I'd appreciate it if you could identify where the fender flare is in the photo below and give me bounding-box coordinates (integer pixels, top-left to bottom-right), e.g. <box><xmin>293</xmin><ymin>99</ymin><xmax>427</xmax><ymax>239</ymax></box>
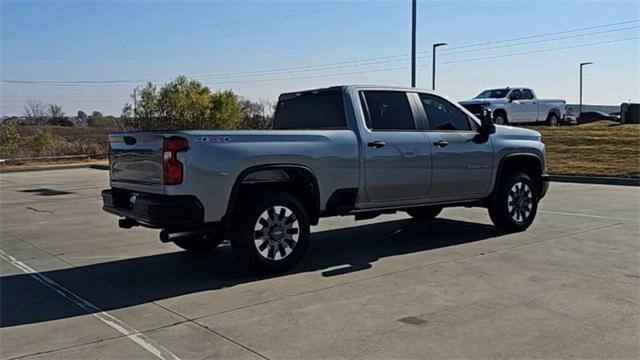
<box><xmin>546</xmin><ymin>108</ymin><xmax>561</xmax><ymax>120</ymax></box>
<box><xmin>491</xmin><ymin>153</ymin><xmax>544</xmax><ymax>199</ymax></box>
<box><xmin>492</xmin><ymin>108</ymin><xmax>508</xmax><ymax>120</ymax></box>
<box><xmin>222</xmin><ymin>164</ymin><xmax>321</xmax><ymax>230</ymax></box>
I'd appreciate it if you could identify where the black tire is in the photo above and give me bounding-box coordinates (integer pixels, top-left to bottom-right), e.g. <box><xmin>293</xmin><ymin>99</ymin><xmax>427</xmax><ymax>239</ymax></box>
<box><xmin>488</xmin><ymin>172</ymin><xmax>538</xmax><ymax>233</ymax></box>
<box><xmin>406</xmin><ymin>206</ymin><xmax>442</xmax><ymax>221</ymax></box>
<box><xmin>230</xmin><ymin>192</ymin><xmax>310</xmax><ymax>274</ymax></box>
<box><xmin>173</xmin><ymin>233</ymin><xmax>225</xmax><ymax>253</ymax></box>
<box><xmin>547</xmin><ymin>113</ymin><xmax>559</xmax><ymax>126</ymax></box>
<box><xmin>494</xmin><ymin>113</ymin><xmax>508</xmax><ymax>125</ymax></box>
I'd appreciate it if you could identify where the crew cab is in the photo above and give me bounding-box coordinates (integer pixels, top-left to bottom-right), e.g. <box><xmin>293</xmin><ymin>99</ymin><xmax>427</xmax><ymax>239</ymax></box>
<box><xmin>459</xmin><ymin>87</ymin><xmax>566</xmax><ymax>126</ymax></box>
<box><xmin>102</xmin><ymin>85</ymin><xmax>549</xmax><ymax>274</ymax></box>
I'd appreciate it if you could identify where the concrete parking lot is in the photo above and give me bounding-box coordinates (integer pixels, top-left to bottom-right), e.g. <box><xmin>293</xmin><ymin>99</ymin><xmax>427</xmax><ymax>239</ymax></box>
<box><xmin>1</xmin><ymin>168</ymin><xmax>638</xmax><ymax>359</ymax></box>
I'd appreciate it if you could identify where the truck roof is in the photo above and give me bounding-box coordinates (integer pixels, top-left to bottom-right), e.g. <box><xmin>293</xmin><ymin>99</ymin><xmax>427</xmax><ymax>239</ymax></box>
<box><xmin>278</xmin><ymin>85</ymin><xmax>439</xmax><ymax>100</ymax></box>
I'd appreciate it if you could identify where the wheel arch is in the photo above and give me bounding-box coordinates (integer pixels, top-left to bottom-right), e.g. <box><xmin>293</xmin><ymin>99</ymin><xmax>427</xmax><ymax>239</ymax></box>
<box><xmin>546</xmin><ymin>108</ymin><xmax>561</xmax><ymax>120</ymax></box>
<box><xmin>223</xmin><ymin>164</ymin><xmax>321</xmax><ymax>231</ymax></box>
<box><xmin>493</xmin><ymin>108</ymin><xmax>508</xmax><ymax>123</ymax></box>
<box><xmin>493</xmin><ymin>153</ymin><xmax>544</xmax><ymax>199</ymax></box>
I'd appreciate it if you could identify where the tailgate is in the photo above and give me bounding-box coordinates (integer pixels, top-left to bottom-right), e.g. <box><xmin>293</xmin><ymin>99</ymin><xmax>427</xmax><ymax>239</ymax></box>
<box><xmin>109</xmin><ymin>132</ymin><xmax>164</xmax><ymax>190</ymax></box>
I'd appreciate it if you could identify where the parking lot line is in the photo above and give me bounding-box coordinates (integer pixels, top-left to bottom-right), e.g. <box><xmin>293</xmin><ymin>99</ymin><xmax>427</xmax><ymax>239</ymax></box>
<box><xmin>539</xmin><ymin>210</ymin><xmax>639</xmax><ymax>222</ymax></box>
<box><xmin>0</xmin><ymin>249</ymin><xmax>181</xmax><ymax>360</ymax></box>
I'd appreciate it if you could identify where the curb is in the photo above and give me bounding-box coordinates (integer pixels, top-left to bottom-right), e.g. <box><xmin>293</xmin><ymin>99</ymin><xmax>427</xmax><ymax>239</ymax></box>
<box><xmin>0</xmin><ymin>163</ymin><xmax>108</xmax><ymax>174</ymax></box>
<box><xmin>548</xmin><ymin>175</ymin><xmax>640</xmax><ymax>187</ymax></box>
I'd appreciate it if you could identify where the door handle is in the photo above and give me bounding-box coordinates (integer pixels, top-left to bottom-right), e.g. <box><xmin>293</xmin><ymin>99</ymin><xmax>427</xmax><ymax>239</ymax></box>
<box><xmin>433</xmin><ymin>139</ymin><xmax>449</xmax><ymax>148</ymax></box>
<box><xmin>368</xmin><ymin>140</ymin><xmax>387</xmax><ymax>148</ymax></box>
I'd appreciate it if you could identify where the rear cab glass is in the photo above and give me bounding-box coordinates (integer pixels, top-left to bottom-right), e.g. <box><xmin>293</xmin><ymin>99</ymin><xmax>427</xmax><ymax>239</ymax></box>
<box><xmin>273</xmin><ymin>90</ymin><xmax>346</xmax><ymax>129</ymax></box>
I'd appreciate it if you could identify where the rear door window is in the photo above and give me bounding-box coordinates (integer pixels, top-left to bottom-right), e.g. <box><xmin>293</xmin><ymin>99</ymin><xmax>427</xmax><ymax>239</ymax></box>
<box><xmin>510</xmin><ymin>89</ymin><xmax>523</xmax><ymax>100</ymax></box>
<box><xmin>360</xmin><ymin>91</ymin><xmax>416</xmax><ymax>131</ymax></box>
<box><xmin>273</xmin><ymin>91</ymin><xmax>346</xmax><ymax>129</ymax></box>
<box><xmin>522</xmin><ymin>89</ymin><xmax>534</xmax><ymax>99</ymax></box>
<box><xmin>419</xmin><ymin>94</ymin><xmax>471</xmax><ymax>131</ymax></box>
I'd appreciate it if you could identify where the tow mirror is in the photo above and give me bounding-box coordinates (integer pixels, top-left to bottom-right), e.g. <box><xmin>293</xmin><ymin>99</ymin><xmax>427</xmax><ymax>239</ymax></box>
<box><xmin>480</xmin><ymin>109</ymin><xmax>496</xmax><ymax>135</ymax></box>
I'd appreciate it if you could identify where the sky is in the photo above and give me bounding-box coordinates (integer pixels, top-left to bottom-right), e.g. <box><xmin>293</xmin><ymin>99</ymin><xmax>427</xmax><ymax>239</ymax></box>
<box><xmin>1</xmin><ymin>0</ymin><xmax>639</xmax><ymax>117</ymax></box>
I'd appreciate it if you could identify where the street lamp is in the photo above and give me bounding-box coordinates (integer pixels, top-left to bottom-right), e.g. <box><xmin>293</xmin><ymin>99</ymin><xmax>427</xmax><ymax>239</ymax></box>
<box><xmin>579</xmin><ymin>62</ymin><xmax>593</xmax><ymax>119</ymax></box>
<box><xmin>133</xmin><ymin>85</ymin><xmax>141</xmax><ymax>121</ymax></box>
<box><xmin>411</xmin><ymin>0</ymin><xmax>417</xmax><ymax>87</ymax></box>
<box><xmin>432</xmin><ymin>42</ymin><xmax>447</xmax><ymax>90</ymax></box>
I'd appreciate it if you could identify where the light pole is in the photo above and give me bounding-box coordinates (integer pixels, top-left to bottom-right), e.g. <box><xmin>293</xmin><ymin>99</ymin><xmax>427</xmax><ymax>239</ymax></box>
<box><xmin>132</xmin><ymin>85</ymin><xmax>143</xmax><ymax>121</ymax></box>
<box><xmin>432</xmin><ymin>42</ymin><xmax>447</xmax><ymax>90</ymax></box>
<box><xmin>133</xmin><ymin>86</ymin><xmax>138</xmax><ymax>120</ymax></box>
<box><xmin>579</xmin><ymin>62</ymin><xmax>593</xmax><ymax>118</ymax></box>
<box><xmin>411</xmin><ymin>0</ymin><xmax>416</xmax><ymax>87</ymax></box>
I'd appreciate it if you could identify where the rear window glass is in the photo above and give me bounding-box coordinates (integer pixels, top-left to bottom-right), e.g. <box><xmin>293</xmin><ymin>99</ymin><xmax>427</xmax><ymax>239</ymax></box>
<box><xmin>273</xmin><ymin>92</ymin><xmax>346</xmax><ymax>129</ymax></box>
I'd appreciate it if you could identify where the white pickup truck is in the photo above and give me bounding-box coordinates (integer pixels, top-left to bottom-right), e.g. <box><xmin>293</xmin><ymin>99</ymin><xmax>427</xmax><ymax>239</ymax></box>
<box><xmin>459</xmin><ymin>87</ymin><xmax>566</xmax><ymax>126</ymax></box>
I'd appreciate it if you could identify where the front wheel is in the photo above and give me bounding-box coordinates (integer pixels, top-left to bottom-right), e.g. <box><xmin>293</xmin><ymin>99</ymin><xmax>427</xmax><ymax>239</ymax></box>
<box><xmin>488</xmin><ymin>172</ymin><xmax>539</xmax><ymax>233</ymax></box>
<box><xmin>231</xmin><ymin>192</ymin><xmax>310</xmax><ymax>274</ymax></box>
<box><xmin>494</xmin><ymin>114</ymin><xmax>508</xmax><ymax>125</ymax></box>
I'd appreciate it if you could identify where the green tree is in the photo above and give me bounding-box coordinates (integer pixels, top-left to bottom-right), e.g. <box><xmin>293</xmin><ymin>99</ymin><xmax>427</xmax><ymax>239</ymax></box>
<box><xmin>122</xmin><ymin>76</ymin><xmax>243</xmax><ymax>130</ymax></box>
<box><xmin>87</xmin><ymin>110</ymin><xmax>114</xmax><ymax>128</ymax></box>
<box><xmin>157</xmin><ymin>75</ymin><xmax>211</xmax><ymax>129</ymax></box>
<box><xmin>209</xmin><ymin>90</ymin><xmax>243</xmax><ymax>129</ymax></box>
<box><xmin>0</xmin><ymin>124</ymin><xmax>21</xmax><ymax>157</ymax></box>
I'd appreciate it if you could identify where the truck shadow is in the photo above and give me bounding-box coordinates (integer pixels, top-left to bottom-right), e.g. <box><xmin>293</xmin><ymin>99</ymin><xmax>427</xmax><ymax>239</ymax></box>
<box><xmin>1</xmin><ymin>217</ymin><xmax>500</xmax><ymax>328</ymax></box>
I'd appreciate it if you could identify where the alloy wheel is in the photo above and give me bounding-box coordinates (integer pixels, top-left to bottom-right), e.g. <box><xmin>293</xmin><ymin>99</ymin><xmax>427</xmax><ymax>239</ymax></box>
<box><xmin>507</xmin><ymin>182</ymin><xmax>533</xmax><ymax>223</ymax></box>
<box><xmin>253</xmin><ymin>206</ymin><xmax>299</xmax><ymax>261</ymax></box>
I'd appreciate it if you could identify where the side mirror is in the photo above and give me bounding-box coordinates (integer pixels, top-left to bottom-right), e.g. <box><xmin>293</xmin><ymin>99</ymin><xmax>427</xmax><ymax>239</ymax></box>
<box><xmin>479</xmin><ymin>109</ymin><xmax>496</xmax><ymax>135</ymax></box>
<box><xmin>508</xmin><ymin>95</ymin><xmax>517</xmax><ymax>102</ymax></box>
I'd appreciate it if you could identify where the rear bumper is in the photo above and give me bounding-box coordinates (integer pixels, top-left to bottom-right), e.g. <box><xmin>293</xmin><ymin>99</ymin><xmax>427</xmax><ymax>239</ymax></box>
<box><xmin>102</xmin><ymin>188</ymin><xmax>203</xmax><ymax>229</ymax></box>
<box><xmin>540</xmin><ymin>174</ymin><xmax>550</xmax><ymax>199</ymax></box>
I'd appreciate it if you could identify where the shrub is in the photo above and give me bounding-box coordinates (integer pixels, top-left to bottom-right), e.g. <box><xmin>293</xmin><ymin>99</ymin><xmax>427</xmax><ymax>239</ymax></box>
<box><xmin>27</xmin><ymin>129</ymin><xmax>55</xmax><ymax>157</ymax></box>
<box><xmin>0</xmin><ymin>124</ymin><xmax>21</xmax><ymax>157</ymax></box>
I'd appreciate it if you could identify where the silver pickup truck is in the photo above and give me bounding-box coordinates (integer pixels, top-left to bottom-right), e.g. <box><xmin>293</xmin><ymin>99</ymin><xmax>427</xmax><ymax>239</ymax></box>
<box><xmin>102</xmin><ymin>85</ymin><xmax>549</xmax><ymax>274</ymax></box>
<box><xmin>459</xmin><ymin>87</ymin><xmax>566</xmax><ymax>126</ymax></box>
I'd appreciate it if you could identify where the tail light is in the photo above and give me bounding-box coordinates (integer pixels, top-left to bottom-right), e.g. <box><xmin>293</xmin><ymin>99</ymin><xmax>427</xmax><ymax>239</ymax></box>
<box><xmin>163</xmin><ymin>137</ymin><xmax>188</xmax><ymax>185</ymax></box>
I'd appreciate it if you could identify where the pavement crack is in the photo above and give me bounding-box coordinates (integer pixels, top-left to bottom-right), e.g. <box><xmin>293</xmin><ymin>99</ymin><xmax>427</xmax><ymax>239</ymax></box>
<box><xmin>6</xmin><ymin>334</ymin><xmax>124</xmax><ymax>360</ymax></box>
<box><xmin>26</xmin><ymin>206</ymin><xmax>54</xmax><ymax>213</ymax></box>
<box><xmin>194</xmin><ymin>322</ymin><xmax>271</xmax><ymax>360</ymax></box>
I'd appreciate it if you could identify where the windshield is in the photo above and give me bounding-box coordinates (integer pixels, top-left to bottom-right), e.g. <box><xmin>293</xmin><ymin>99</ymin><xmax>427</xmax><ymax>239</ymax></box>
<box><xmin>474</xmin><ymin>89</ymin><xmax>509</xmax><ymax>99</ymax></box>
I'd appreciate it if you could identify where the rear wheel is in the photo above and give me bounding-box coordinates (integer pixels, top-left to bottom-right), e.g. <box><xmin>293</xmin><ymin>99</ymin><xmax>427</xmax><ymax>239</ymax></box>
<box><xmin>547</xmin><ymin>114</ymin><xmax>559</xmax><ymax>126</ymax></box>
<box><xmin>488</xmin><ymin>172</ymin><xmax>538</xmax><ymax>233</ymax></box>
<box><xmin>173</xmin><ymin>233</ymin><xmax>224</xmax><ymax>253</ymax></box>
<box><xmin>406</xmin><ymin>206</ymin><xmax>442</xmax><ymax>221</ymax></box>
<box><xmin>231</xmin><ymin>192</ymin><xmax>310</xmax><ymax>274</ymax></box>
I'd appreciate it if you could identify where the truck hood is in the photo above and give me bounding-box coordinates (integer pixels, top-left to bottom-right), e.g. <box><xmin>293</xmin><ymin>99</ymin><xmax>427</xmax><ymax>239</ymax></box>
<box><xmin>459</xmin><ymin>98</ymin><xmax>504</xmax><ymax>105</ymax></box>
<box><xmin>494</xmin><ymin>124</ymin><xmax>541</xmax><ymax>140</ymax></box>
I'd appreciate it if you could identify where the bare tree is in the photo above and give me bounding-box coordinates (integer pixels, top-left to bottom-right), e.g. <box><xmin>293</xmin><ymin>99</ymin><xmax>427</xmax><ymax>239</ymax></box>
<box><xmin>47</xmin><ymin>103</ymin><xmax>64</xmax><ymax>119</ymax></box>
<box><xmin>238</xmin><ymin>99</ymin><xmax>274</xmax><ymax>129</ymax></box>
<box><xmin>24</xmin><ymin>99</ymin><xmax>46</xmax><ymax>124</ymax></box>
